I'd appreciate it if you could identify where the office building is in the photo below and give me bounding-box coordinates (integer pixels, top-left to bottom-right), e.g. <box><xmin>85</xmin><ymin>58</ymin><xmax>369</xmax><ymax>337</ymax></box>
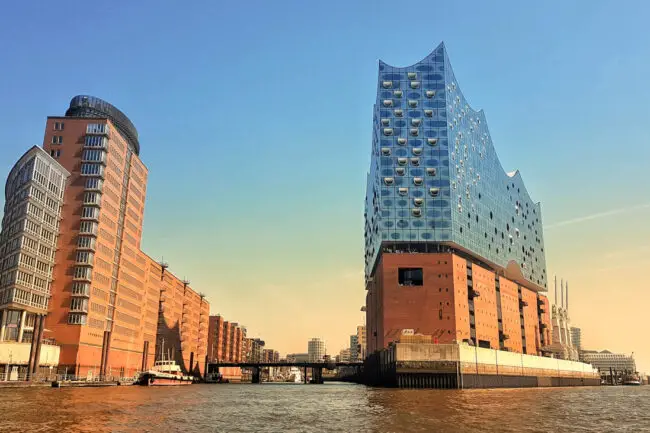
<box><xmin>39</xmin><ymin>95</ymin><xmax>208</xmax><ymax>378</ymax></box>
<box><xmin>364</xmin><ymin>43</ymin><xmax>552</xmax><ymax>356</ymax></box>
<box><xmin>286</xmin><ymin>353</ymin><xmax>309</xmax><ymax>363</ymax></box>
<box><xmin>338</xmin><ymin>348</ymin><xmax>351</xmax><ymax>363</ymax></box>
<box><xmin>307</xmin><ymin>338</ymin><xmax>325</xmax><ymax>362</ymax></box>
<box><xmin>349</xmin><ymin>335</ymin><xmax>359</xmax><ymax>361</ymax></box>
<box><xmin>0</xmin><ymin>146</ymin><xmax>69</xmax><ymax>379</ymax></box>
<box><xmin>581</xmin><ymin>350</ymin><xmax>636</xmax><ymax>373</ymax></box>
<box><xmin>570</xmin><ymin>327</ymin><xmax>582</xmax><ymax>354</ymax></box>
<box><xmin>356</xmin><ymin>325</ymin><xmax>366</xmax><ymax>360</ymax></box>
<box><xmin>208</xmin><ymin>315</ymin><xmax>244</xmax><ymax>363</ymax></box>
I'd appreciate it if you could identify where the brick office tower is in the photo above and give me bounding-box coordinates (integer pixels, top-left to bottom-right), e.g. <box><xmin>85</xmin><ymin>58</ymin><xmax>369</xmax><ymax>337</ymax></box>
<box><xmin>41</xmin><ymin>96</ymin><xmax>156</xmax><ymax>378</ymax></box>
<box><xmin>364</xmin><ymin>43</ymin><xmax>552</xmax><ymax>356</ymax></box>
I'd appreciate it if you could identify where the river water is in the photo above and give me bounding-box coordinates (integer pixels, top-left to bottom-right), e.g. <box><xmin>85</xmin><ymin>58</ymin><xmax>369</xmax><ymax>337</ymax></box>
<box><xmin>0</xmin><ymin>383</ymin><xmax>648</xmax><ymax>432</ymax></box>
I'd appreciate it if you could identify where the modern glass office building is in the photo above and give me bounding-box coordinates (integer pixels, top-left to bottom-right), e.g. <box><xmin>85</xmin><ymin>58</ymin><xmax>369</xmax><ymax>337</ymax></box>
<box><xmin>365</xmin><ymin>42</ymin><xmax>547</xmax><ymax>292</ymax></box>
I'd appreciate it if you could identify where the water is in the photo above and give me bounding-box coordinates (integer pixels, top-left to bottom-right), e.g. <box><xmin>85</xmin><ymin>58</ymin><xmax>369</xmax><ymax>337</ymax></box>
<box><xmin>0</xmin><ymin>383</ymin><xmax>648</xmax><ymax>432</ymax></box>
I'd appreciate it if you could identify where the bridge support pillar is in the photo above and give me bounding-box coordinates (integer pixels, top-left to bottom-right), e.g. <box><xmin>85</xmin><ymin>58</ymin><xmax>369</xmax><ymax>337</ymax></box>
<box><xmin>252</xmin><ymin>366</ymin><xmax>260</xmax><ymax>384</ymax></box>
<box><xmin>311</xmin><ymin>367</ymin><xmax>323</xmax><ymax>384</ymax></box>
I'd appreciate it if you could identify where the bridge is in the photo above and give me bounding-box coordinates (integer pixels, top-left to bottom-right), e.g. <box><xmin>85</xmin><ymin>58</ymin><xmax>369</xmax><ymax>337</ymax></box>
<box><xmin>207</xmin><ymin>362</ymin><xmax>363</xmax><ymax>384</ymax></box>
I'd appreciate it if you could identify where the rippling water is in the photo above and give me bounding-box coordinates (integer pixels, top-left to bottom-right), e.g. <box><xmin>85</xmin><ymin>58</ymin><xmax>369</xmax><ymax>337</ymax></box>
<box><xmin>0</xmin><ymin>383</ymin><xmax>648</xmax><ymax>432</ymax></box>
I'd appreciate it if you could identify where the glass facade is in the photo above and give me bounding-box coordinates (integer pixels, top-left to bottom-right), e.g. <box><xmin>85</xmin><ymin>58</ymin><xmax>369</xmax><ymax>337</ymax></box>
<box><xmin>365</xmin><ymin>43</ymin><xmax>547</xmax><ymax>291</ymax></box>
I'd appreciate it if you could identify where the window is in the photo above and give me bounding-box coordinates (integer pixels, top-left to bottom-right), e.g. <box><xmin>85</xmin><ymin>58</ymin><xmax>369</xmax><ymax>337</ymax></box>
<box><xmin>75</xmin><ymin>251</ymin><xmax>94</xmax><ymax>264</ymax></box>
<box><xmin>393</xmin><ymin>90</ymin><xmax>402</xmax><ymax>98</ymax></box>
<box><xmin>381</xmin><ymin>118</ymin><xmax>390</xmax><ymax>126</ymax></box>
<box><xmin>382</xmin><ymin>100</ymin><xmax>393</xmax><ymax>107</ymax></box>
<box><xmin>50</xmin><ymin>149</ymin><xmax>61</xmax><ymax>158</ymax></box>
<box><xmin>410</xmin><ymin>158</ymin><xmax>420</xmax><ymax>166</ymax></box>
<box><xmin>382</xmin><ymin>81</ymin><xmax>392</xmax><ymax>89</ymax></box>
<box><xmin>408</xmin><ymin>100</ymin><xmax>418</xmax><ymax>108</ymax></box>
<box><xmin>411</xmin><ymin>119</ymin><xmax>421</xmax><ymax>127</ymax></box>
<box><xmin>80</xmin><ymin>163</ymin><xmax>104</xmax><ymax>176</ymax></box>
<box><xmin>394</xmin><ymin>109</ymin><xmax>403</xmax><ymax>117</ymax></box>
<box><xmin>81</xmin><ymin>206</ymin><xmax>99</xmax><ymax>219</ymax></box>
<box><xmin>412</xmin><ymin>148</ymin><xmax>422</xmax><ymax>156</ymax></box>
<box><xmin>398</xmin><ymin>188</ymin><xmax>408</xmax><ymax>196</ymax></box>
<box><xmin>413</xmin><ymin>198</ymin><xmax>423</xmax><ymax>207</ymax></box>
<box><xmin>426</xmin><ymin>168</ymin><xmax>437</xmax><ymax>176</ymax></box>
<box><xmin>383</xmin><ymin>128</ymin><xmax>393</xmax><ymax>136</ymax></box>
<box><xmin>77</xmin><ymin>236</ymin><xmax>96</xmax><ymax>249</ymax></box>
<box><xmin>82</xmin><ymin>149</ymin><xmax>105</xmax><ymax>162</ymax></box>
<box><xmin>399</xmin><ymin>268</ymin><xmax>423</xmax><ymax>286</ymax></box>
<box><xmin>424</xmin><ymin>110</ymin><xmax>433</xmax><ymax>117</ymax></box>
<box><xmin>397</xmin><ymin>158</ymin><xmax>407</xmax><ymax>166</ymax></box>
<box><xmin>84</xmin><ymin>135</ymin><xmax>106</xmax><ymax>148</ymax></box>
<box><xmin>381</xmin><ymin>148</ymin><xmax>391</xmax><ymax>156</ymax></box>
<box><xmin>395</xmin><ymin>167</ymin><xmax>405</xmax><ymax>176</ymax></box>
<box><xmin>429</xmin><ymin>188</ymin><xmax>440</xmax><ymax>197</ymax></box>
<box><xmin>85</xmin><ymin>178</ymin><xmax>103</xmax><ymax>190</ymax></box>
<box><xmin>427</xmin><ymin>138</ymin><xmax>438</xmax><ymax>146</ymax></box>
<box><xmin>83</xmin><ymin>192</ymin><xmax>101</xmax><ymax>205</ymax></box>
<box><xmin>73</xmin><ymin>266</ymin><xmax>92</xmax><ymax>280</ymax></box>
<box><xmin>68</xmin><ymin>313</ymin><xmax>87</xmax><ymax>325</ymax></box>
<box><xmin>410</xmin><ymin>81</ymin><xmax>420</xmax><ymax>89</ymax></box>
<box><xmin>79</xmin><ymin>221</ymin><xmax>98</xmax><ymax>235</ymax></box>
<box><xmin>51</xmin><ymin>136</ymin><xmax>63</xmax><ymax>145</ymax></box>
<box><xmin>426</xmin><ymin>90</ymin><xmax>435</xmax><ymax>98</ymax></box>
<box><xmin>397</xmin><ymin>138</ymin><xmax>406</xmax><ymax>145</ymax></box>
<box><xmin>407</xmin><ymin>72</ymin><xmax>417</xmax><ymax>80</ymax></box>
<box><xmin>86</xmin><ymin>123</ymin><xmax>109</xmax><ymax>134</ymax></box>
<box><xmin>413</xmin><ymin>177</ymin><xmax>423</xmax><ymax>186</ymax></box>
<box><xmin>383</xmin><ymin>177</ymin><xmax>394</xmax><ymax>186</ymax></box>
<box><xmin>54</xmin><ymin>122</ymin><xmax>65</xmax><ymax>131</ymax></box>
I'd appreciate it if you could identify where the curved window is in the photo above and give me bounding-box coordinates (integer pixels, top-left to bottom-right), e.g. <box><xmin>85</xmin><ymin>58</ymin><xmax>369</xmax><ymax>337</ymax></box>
<box><xmin>394</xmin><ymin>109</ymin><xmax>403</xmax><ymax>117</ymax></box>
<box><xmin>408</xmin><ymin>100</ymin><xmax>418</xmax><ymax>108</ymax></box>
<box><xmin>381</xmin><ymin>118</ymin><xmax>390</xmax><ymax>126</ymax></box>
<box><xmin>384</xmin><ymin>177</ymin><xmax>394</xmax><ymax>186</ymax></box>
<box><xmin>397</xmin><ymin>138</ymin><xmax>407</xmax><ymax>145</ymax></box>
<box><xmin>395</xmin><ymin>167</ymin><xmax>405</xmax><ymax>176</ymax></box>
<box><xmin>393</xmin><ymin>90</ymin><xmax>403</xmax><ymax>98</ymax></box>
<box><xmin>383</xmin><ymin>128</ymin><xmax>393</xmax><ymax>136</ymax></box>
<box><xmin>383</xmin><ymin>100</ymin><xmax>393</xmax><ymax>107</ymax></box>
<box><xmin>381</xmin><ymin>148</ymin><xmax>391</xmax><ymax>156</ymax></box>
<box><xmin>410</xmin><ymin>81</ymin><xmax>420</xmax><ymax>89</ymax></box>
<box><xmin>413</xmin><ymin>198</ymin><xmax>424</xmax><ymax>207</ymax></box>
<box><xmin>410</xmin><ymin>128</ymin><xmax>419</xmax><ymax>137</ymax></box>
<box><xmin>412</xmin><ymin>208</ymin><xmax>422</xmax><ymax>217</ymax></box>
<box><xmin>412</xmin><ymin>148</ymin><xmax>422</xmax><ymax>156</ymax></box>
<box><xmin>410</xmin><ymin>158</ymin><xmax>420</xmax><ymax>166</ymax></box>
<box><xmin>424</xmin><ymin>109</ymin><xmax>433</xmax><ymax>117</ymax></box>
<box><xmin>398</xmin><ymin>188</ymin><xmax>408</xmax><ymax>196</ymax></box>
<box><xmin>382</xmin><ymin>81</ymin><xmax>392</xmax><ymax>89</ymax></box>
<box><xmin>397</xmin><ymin>158</ymin><xmax>407</xmax><ymax>166</ymax></box>
<box><xmin>426</xmin><ymin>167</ymin><xmax>437</xmax><ymax>176</ymax></box>
<box><xmin>427</xmin><ymin>138</ymin><xmax>438</xmax><ymax>146</ymax></box>
<box><xmin>429</xmin><ymin>188</ymin><xmax>440</xmax><ymax>197</ymax></box>
<box><xmin>407</xmin><ymin>72</ymin><xmax>417</xmax><ymax>80</ymax></box>
<box><xmin>411</xmin><ymin>118</ymin><xmax>421</xmax><ymax>127</ymax></box>
<box><xmin>426</xmin><ymin>90</ymin><xmax>435</xmax><ymax>98</ymax></box>
<box><xmin>413</xmin><ymin>177</ymin><xmax>423</xmax><ymax>186</ymax></box>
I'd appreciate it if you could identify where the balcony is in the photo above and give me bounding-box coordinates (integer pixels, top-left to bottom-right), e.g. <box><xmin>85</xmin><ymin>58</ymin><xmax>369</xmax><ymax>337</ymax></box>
<box><xmin>468</xmin><ymin>289</ymin><xmax>480</xmax><ymax>299</ymax></box>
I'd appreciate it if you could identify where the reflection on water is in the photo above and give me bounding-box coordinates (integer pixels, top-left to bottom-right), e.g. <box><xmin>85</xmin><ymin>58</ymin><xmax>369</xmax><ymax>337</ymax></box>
<box><xmin>0</xmin><ymin>383</ymin><xmax>649</xmax><ymax>432</ymax></box>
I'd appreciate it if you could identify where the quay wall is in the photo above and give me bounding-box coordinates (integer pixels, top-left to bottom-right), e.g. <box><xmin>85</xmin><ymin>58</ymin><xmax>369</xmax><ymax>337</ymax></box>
<box><xmin>365</xmin><ymin>343</ymin><xmax>600</xmax><ymax>389</ymax></box>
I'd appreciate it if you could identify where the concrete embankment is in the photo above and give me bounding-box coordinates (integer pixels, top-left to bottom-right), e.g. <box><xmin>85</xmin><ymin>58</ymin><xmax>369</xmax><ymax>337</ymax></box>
<box><xmin>362</xmin><ymin>343</ymin><xmax>601</xmax><ymax>389</ymax></box>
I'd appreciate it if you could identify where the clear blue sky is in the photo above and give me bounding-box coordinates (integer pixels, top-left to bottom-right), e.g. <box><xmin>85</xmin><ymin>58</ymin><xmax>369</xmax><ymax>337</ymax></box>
<box><xmin>1</xmin><ymin>1</ymin><xmax>649</xmax><ymax>368</ymax></box>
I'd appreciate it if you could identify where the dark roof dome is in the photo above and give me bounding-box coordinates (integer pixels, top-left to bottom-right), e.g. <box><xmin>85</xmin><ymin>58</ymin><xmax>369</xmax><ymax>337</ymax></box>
<box><xmin>65</xmin><ymin>95</ymin><xmax>140</xmax><ymax>155</ymax></box>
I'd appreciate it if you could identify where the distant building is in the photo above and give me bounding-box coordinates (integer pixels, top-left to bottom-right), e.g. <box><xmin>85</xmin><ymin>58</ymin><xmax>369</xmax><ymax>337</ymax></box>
<box><xmin>570</xmin><ymin>327</ymin><xmax>582</xmax><ymax>354</ymax></box>
<box><xmin>357</xmin><ymin>326</ymin><xmax>366</xmax><ymax>360</ymax></box>
<box><xmin>582</xmin><ymin>350</ymin><xmax>636</xmax><ymax>373</ymax></box>
<box><xmin>350</xmin><ymin>335</ymin><xmax>359</xmax><ymax>360</ymax></box>
<box><xmin>208</xmin><ymin>316</ymin><xmax>244</xmax><ymax>362</ymax></box>
<box><xmin>286</xmin><ymin>353</ymin><xmax>309</xmax><ymax>363</ymax></box>
<box><xmin>307</xmin><ymin>338</ymin><xmax>325</xmax><ymax>362</ymax></box>
<box><xmin>247</xmin><ymin>338</ymin><xmax>265</xmax><ymax>363</ymax></box>
<box><xmin>339</xmin><ymin>348</ymin><xmax>351</xmax><ymax>363</ymax></box>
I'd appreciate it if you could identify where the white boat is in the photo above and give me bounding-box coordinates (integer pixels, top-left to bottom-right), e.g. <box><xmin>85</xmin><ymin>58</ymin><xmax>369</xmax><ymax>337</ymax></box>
<box><xmin>136</xmin><ymin>359</ymin><xmax>194</xmax><ymax>386</ymax></box>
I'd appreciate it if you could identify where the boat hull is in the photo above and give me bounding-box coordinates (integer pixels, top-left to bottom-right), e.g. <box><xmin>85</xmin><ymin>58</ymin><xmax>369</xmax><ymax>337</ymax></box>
<box><xmin>136</xmin><ymin>372</ymin><xmax>193</xmax><ymax>386</ymax></box>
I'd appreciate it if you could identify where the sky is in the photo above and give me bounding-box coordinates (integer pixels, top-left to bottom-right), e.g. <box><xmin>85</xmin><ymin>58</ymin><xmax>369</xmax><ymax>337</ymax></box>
<box><xmin>1</xmin><ymin>1</ymin><xmax>649</xmax><ymax>371</ymax></box>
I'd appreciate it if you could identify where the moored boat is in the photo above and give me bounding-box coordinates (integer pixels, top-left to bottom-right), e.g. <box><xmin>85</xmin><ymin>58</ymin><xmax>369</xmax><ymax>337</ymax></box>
<box><xmin>136</xmin><ymin>359</ymin><xmax>194</xmax><ymax>386</ymax></box>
